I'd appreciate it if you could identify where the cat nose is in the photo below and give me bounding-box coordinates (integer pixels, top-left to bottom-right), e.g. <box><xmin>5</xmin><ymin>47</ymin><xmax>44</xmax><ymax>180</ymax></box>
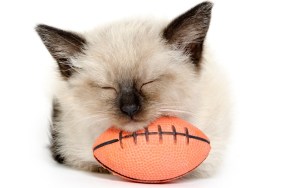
<box><xmin>119</xmin><ymin>87</ymin><xmax>141</xmax><ymax>117</ymax></box>
<box><xmin>121</xmin><ymin>104</ymin><xmax>140</xmax><ymax>117</ymax></box>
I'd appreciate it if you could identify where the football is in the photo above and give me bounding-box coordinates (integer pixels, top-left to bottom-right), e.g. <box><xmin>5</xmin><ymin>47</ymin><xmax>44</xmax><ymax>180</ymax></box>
<box><xmin>93</xmin><ymin>117</ymin><xmax>211</xmax><ymax>183</ymax></box>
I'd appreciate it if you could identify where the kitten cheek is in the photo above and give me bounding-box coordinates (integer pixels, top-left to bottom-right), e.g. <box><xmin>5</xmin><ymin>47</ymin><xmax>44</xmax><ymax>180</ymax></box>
<box><xmin>140</xmin><ymin>85</ymin><xmax>155</xmax><ymax>95</ymax></box>
<box><xmin>101</xmin><ymin>90</ymin><xmax>117</xmax><ymax>99</ymax></box>
<box><xmin>141</xmin><ymin>86</ymin><xmax>161</xmax><ymax>100</ymax></box>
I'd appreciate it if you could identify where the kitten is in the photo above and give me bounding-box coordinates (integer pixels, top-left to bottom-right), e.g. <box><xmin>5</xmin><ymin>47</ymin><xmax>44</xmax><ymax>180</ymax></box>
<box><xmin>36</xmin><ymin>1</ymin><xmax>230</xmax><ymax>178</ymax></box>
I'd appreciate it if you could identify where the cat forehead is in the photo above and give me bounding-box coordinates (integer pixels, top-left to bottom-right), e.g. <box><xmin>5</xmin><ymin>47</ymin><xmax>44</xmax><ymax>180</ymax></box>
<box><xmin>79</xmin><ymin>20</ymin><xmax>174</xmax><ymax>81</ymax></box>
<box><xmin>86</xmin><ymin>20</ymin><xmax>166</xmax><ymax>44</ymax></box>
<box><xmin>84</xmin><ymin>20</ymin><xmax>167</xmax><ymax>60</ymax></box>
<box><xmin>79</xmin><ymin>50</ymin><xmax>172</xmax><ymax>84</ymax></box>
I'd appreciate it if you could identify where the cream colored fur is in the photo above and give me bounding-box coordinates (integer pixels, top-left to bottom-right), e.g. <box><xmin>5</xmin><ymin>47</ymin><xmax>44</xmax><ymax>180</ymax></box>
<box><xmin>51</xmin><ymin>19</ymin><xmax>230</xmax><ymax>177</ymax></box>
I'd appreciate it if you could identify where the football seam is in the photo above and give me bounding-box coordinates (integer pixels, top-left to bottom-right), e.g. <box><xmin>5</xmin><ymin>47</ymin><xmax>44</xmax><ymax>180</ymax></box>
<box><xmin>93</xmin><ymin>125</ymin><xmax>210</xmax><ymax>152</ymax></box>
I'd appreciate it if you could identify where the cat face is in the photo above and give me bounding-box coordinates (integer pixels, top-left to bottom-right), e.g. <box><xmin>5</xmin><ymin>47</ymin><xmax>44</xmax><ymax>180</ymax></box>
<box><xmin>68</xmin><ymin>24</ymin><xmax>198</xmax><ymax>131</ymax></box>
<box><xmin>36</xmin><ymin>2</ymin><xmax>212</xmax><ymax>131</ymax></box>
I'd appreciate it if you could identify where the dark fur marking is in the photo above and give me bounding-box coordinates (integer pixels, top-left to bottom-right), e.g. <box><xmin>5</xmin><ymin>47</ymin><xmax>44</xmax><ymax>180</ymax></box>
<box><xmin>163</xmin><ymin>1</ymin><xmax>213</xmax><ymax>67</ymax></box>
<box><xmin>50</xmin><ymin>99</ymin><xmax>65</xmax><ymax>164</ymax></box>
<box><xmin>35</xmin><ymin>24</ymin><xmax>86</xmax><ymax>78</ymax></box>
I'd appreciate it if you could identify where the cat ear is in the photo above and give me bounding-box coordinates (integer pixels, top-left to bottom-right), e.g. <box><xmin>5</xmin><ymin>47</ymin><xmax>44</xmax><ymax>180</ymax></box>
<box><xmin>163</xmin><ymin>1</ymin><xmax>213</xmax><ymax>67</ymax></box>
<box><xmin>35</xmin><ymin>24</ymin><xmax>86</xmax><ymax>78</ymax></box>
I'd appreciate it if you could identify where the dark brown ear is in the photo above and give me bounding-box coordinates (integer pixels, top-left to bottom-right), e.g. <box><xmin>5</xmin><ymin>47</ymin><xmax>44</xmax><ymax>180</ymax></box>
<box><xmin>163</xmin><ymin>1</ymin><xmax>213</xmax><ymax>67</ymax></box>
<box><xmin>35</xmin><ymin>24</ymin><xmax>86</xmax><ymax>78</ymax></box>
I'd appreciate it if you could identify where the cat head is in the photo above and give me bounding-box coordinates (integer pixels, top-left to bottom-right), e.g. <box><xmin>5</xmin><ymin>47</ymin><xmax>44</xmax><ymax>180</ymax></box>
<box><xmin>36</xmin><ymin>2</ymin><xmax>212</xmax><ymax>131</ymax></box>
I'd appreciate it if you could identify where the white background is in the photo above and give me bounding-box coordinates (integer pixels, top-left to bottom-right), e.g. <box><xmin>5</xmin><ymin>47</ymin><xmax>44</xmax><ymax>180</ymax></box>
<box><xmin>1</xmin><ymin>0</ymin><xmax>282</xmax><ymax>187</ymax></box>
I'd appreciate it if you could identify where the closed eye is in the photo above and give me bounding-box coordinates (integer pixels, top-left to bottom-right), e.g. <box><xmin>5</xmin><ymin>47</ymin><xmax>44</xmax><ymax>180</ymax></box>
<box><xmin>139</xmin><ymin>79</ymin><xmax>157</xmax><ymax>92</ymax></box>
<box><xmin>101</xmin><ymin>86</ymin><xmax>117</xmax><ymax>93</ymax></box>
<box><xmin>89</xmin><ymin>82</ymin><xmax>117</xmax><ymax>93</ymax></box>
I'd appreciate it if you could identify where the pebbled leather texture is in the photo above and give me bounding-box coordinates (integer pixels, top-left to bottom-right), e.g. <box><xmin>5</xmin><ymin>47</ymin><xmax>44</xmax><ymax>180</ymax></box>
<box><xmin>93</xmin><ymin>116</ymin><xmax>211</xmax><ymax>183</ymax></box>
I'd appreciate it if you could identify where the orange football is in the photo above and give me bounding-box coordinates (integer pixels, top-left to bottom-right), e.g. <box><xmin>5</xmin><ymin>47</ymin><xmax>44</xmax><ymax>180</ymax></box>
<box><xmin>93</xmin><ymin>117</ymin><xmax>211</xmax><ymax>183</ymax></box>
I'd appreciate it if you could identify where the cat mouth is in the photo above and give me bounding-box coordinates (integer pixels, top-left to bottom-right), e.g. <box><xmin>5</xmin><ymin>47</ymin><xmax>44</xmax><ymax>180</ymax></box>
<box><xmin>114</xmin><ymin>118</ymin><xmax>151</xmax><ymax>132</ymax></box>
<box><xmin>113</xmin><ymin>111</ymin><xmax>162</xmax><ymax>132</ymax></box>
<box><xmin>130</xmin><ymin>117</ymin><xmax>144</xmax><ymax>122</ymax></box>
